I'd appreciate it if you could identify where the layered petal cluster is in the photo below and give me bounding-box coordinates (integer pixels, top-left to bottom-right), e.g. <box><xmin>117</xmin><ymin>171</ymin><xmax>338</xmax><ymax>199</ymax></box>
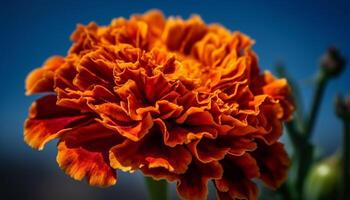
<box><xmin>24</xmin><ymin>10</ymin><xmax>294</xmax><ymax>200</ymax></box>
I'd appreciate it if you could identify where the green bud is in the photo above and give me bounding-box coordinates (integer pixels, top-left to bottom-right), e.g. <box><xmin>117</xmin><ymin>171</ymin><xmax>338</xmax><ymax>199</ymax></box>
<box><xmin>304</xmin><ymin>154</ymin><xmax>341</xmax><ymax>200</ymax></box>
<box><xmin>320</xmin><ymin>47</ymin><xmax>346</xmax><ymax>78</ymax></box>
<box><xmin>335</xmin><ymin>94</ymin><xmax>350</xmax><ymax>121</ymax></box>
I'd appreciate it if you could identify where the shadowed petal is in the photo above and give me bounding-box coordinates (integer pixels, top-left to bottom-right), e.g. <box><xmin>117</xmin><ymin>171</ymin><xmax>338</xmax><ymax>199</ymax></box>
<box><xmin>109</xmin><ymin>128</ymin><xmax>192</xmax><ymax>174</ymax></box>
<box><xmin>215</xmin><ymin>154</ymin><xmax>259</xmax><ymax>200</ymax></box>
<box><xmin>177</xmin><ymin>160</ymin><xmax>223</xmax><ymax>200</ymax></box>
<box><xmin>98</xmin><ymin>110</ymin><xmax>154</xmax><ymax>142</ymax></box>
<box><xmin>57</xmin><ymin>122</ymin><xmax>123</xmax><ymax>187</ymax></box>
<box><xmin>26</xmin><ymin>56</ymin><xmax>65</xmax><ymax>95</ymax></box>
<box><xmin>252</xmin><ymin>141</ymin><xmax>290</xmax><ymax>188</ymax></box>
<box><xmin>24</xmin><ymin>95</ymin><xmax>89</xmax><ymax>150</ymax></box>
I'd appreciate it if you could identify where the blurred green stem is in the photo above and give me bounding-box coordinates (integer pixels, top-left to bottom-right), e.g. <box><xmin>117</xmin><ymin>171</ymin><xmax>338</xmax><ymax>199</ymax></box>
<box><xmin>278</xmin><ymin>183</ymin><xmax>292</xmax><ymax>200</ymax></box>
<box><xmin>293</xmin><ymin>72</ymin><xmax>329</xmax><ymax>200</ymax></box>
<box><xmin>304</xmin><ymin>72</ymin><xmax>328</xmax><ymax>140</ymax></box>
<box><xmin>285</xmin><ymin>121</ymin><xmax>301</xmax><ymax>147</ymax></box>
<box><xmin>294</xmin><ymin>141</ymin><xmax>314</xmax><ymax>200</ymax></box>
<box><xmin>144</xmin><ymin>177</ymin><xmax>168</xmax><ymax>200</ymax></box>
<box><xmin>342</xmin><ymin>120</ymin><xmax>350</xmax><ymax>200</ymax></box>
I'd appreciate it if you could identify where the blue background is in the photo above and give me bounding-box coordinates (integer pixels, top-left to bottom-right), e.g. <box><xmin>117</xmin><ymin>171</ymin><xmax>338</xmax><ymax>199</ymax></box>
<box><xmin>1</xmin><ymin>0</ymin><xmax>349</xmax><ymax>199</ymax></box>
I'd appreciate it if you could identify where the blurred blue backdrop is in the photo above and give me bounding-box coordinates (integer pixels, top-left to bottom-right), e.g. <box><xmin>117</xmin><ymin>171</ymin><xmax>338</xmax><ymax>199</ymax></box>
<box><xmin>1</xmin><ymin>0</ymin><xmax>349</xmax><ymax>199</ymax></box>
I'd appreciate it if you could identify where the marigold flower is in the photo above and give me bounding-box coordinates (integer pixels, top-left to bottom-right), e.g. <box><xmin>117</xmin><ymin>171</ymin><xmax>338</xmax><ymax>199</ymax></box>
<box><xmin>24</xmin><ymin>10</ymin><xmax>294</xmax><ymax>200</ymax></box>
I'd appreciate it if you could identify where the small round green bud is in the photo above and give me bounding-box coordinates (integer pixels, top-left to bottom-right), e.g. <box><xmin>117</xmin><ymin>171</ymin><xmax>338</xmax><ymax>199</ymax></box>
<box><xmin>335</xmin><ymin>94</ymin><xmax>350</xmax><ymax>121</ymax></box>
<box><xmin>320</xmin><ymin>47</ymin><xmax>346</xmax><ymax>78</ymax></box>
<box><xmin>304</xmin><ymin>154</ymin><xmax>341</xmax><ymax>200</ymax></box>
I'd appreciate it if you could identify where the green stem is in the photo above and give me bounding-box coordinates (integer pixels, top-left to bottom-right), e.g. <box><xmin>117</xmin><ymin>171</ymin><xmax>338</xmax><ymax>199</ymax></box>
<box><xmin>285</xmin><ymin>120</ymin><xmax>301</xmax><ymax>148</ymax></box>
<box><xmin>294</xmin><ymin>141</ymin><xmax>314</xmax><ymax>200</ymax></box>
<box><xmin>342</xmin><ymin>120</ymin><xmax>350</xmax><ymax>200</ymax></box>
<box><xmin>278</xmin><ymin>183</ymin><xmax>292</xmax><ymax>200</ymax></box>
<box><xmin>293</xmin><ymin>72</ymin><xmax>328</xmax><ymax>200</ymax></box>
<box><xmin>304</xmin><ymin>73</ymin><xmax>328</xmax><ymax>140</ymax></box>
<box><xmin>144</xmin><ymin>177</ymin><xmax>168</xmax><ymax>200</ymax></box>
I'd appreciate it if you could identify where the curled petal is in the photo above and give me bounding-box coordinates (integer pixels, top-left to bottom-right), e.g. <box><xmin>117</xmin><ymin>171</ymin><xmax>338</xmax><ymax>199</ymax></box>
<box><xmin>252</xmin><ymin>141</ymin><xmax>290</xmax><ymax>188</ymax></box>
<box><xmin>227</xmin><ymin>136</ymin><xmax>257</xmax><ymax>156</ymax></box>
<box><xmin>261</xmin><ymin>72</ymin><xmax>295</xmax><ymax>120</ymax></box>
<box><xmin>132</xmin><ymin>10</ymin><xmax>165</xmax><ymax>39</ymax></box>
<box><xmin>143</xmin><ymin>73</ymin><xmax>174</xmax><ymax>103</ymax></box>
<box><xmin>57</xmin><ymin>122</ymin><xmax>123</xmax><ymax>187</ymax></box>
<box><xmin>176</xmin><ymin>107</ymin><xmax>217</xmax><ymax>126</ymax></box>
<box><xmin>177</xmin><ymin>160</ymin><xmax>223</xmax><ymax>200</ymax></box>
<box><xmin>162</xmin><ymin>15</ymin><xmax>207</xmax><ymax>54</ymax></box>
<box><xmin>155</xmin><ymin>118</ymin><xmax>217</xmax><ymax>147</ymax></box>
<box><xmin>26</xmin><ymin>56</ymin><xmax>65</xmax><ymax>95</ymax></box>
<box><xmin>109</xmin><ymin>128</ymin><xmax>192</xmax><ymax>174</ymax></box>
<box><xmin>141</xmin><ymin>167</ymin><xmax>178</xmax><ymax>182</ymax></box>
<box><xmin>188</xmin><ymin>138</ymin><xmax>229</xmax><ymax>163</ymax></box>
<box><xmin>156</xmin><ymin>100</ymin><xmax>183</xmax><ymax>119</ymax></box>
<box><xmin>98</xmin><ymin>111</ymin><xmax>153</xmax><ymax>142</ymax></box>
<box><xmin>24</xmin><ymin>95</ymin><xmax>89</xmax><ymax>150</ymax></box>
<box><xmin>215</xmin><ymin>154</ymin><xmax>259</xmax><ymax>200</ymax></box>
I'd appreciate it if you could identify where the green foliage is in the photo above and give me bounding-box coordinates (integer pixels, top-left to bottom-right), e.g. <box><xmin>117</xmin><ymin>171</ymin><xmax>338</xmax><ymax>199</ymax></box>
<box><xmin>272</xmin><ymin>47</ymin><xmax>348</xmax><ymax>200</ymax></box>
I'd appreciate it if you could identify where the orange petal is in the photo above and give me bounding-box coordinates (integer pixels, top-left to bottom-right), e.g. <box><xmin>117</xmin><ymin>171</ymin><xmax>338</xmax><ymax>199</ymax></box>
<box><xmin>109</xmin><ymin>128</ymin><xmax>192</xmax><ymax>174</ymax></box>
<box><xmin>155</xmin><ymin>119</ymin><xmax>217</xmax><ymax>147</ymax></box>
<box><xmin>25</xmin><ymin>56</ymin><xmax>65</xmax><ymax>95</ymax></box>
<box><xmin>24</xmin><ymin>95</ymin><xmax>89</xmax><ymax>150</ymax></box>
<box><xmin>98</xmin><ymin>111</ymin><xmax>154</xmax><ymax>142</ymax></box>
<box><xmin>93</xmin><ymin>103</ymin><xmax>131</xmax><ymax>123</ymax></box>
<box><xmin>226</xmin><ymin>136</ymin><xmax>257</xmax><ymax>156</ymax></box>
<box><xmin>187</xmin><ymin>135</ymin><xmax>257</xmax><ymax>163</ymax></box>
<box><xmin>143</xmin><ymin>73</ymin><xmax>174</xmax><ymax>103</ymax></box>
<box><xmin>114</xmin><ymin>69</ymin><xmax>143</xmax><ymax>99</ymax></box>
<box><xmin>132</xmin><ymin>10</ymin><xmax>165</xmax><ymax>38</ymax></box>
<box><xmin>74</xmin><ymin>64</ymin><xmax>112</xmax><ymax>90</ymax></box>
<box><xmin>215</xmin><ymin>154</ymin><xmax>259</xmax><ymax>200</ymax></box>
<box><xmin>252</xmin><ymin>141</ymin><xmax>290</xmax><ymax>188</ymax></box>
<box><xmin>141</xmin><ymin>167</ymin><xmax>178</xmax><ymax>182</ymax></box>
<box><xmin>69</xmin><ymin>22</ymin><xmax>99</xmax><ymax>54</ymax></box>
<box><xmin>252</xmin><ymin>71</ymin><xmax>295</xmax><ymax>120</ymax></box>
<box><xmin>57</xmin><ymin>122</ymin><xmax>123</xmax><ymax>187</ymax></box>
<box><xmin>54</xmin><ymin>60</ymin><xmax>78</xmax><ymax>90</ymax></box>
<box><xmin>177</xmin><ymin>160</ymin><xmax>223</xmax><ymax>200</ymax></box>
<box><xmin>163</xmin><ymin>15</ymin><xmax>207</xmax><ymax>54</ymax></box>
<box><xmin>156</xmin><ymin>100</ymin><xmax>183</xmax><ymax>119</ymax></box>
<box><xmin>262</xmin><ymin>75</ymin><xmax>294</xmax><ymax>120</ymax></box>
<box><xmin>55</xmin><ymin>88</ymin><xmax>93</xmax><ymax>112</ymax></box>
<box><xmin>78</xmin><ymin>48</ymin><xmax>115</xmax><ymax>83</ymax></box>
<box><xmin>176</xmin><ymin>107</ymin><xmax>217</xmax><ymax>126</ymax></box>
<box><xmin>188</xmin><ymin>138</ymin><xmax>229</xmax><ymax>163</ymax></box>
<box><xmin>257</xmin><ymin>114</ymin><xmax>283</xmax><ymax>145</ymax></box>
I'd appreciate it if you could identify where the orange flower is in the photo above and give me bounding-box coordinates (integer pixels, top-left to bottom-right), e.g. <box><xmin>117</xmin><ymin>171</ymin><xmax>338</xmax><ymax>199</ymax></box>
<box><xmin>24</xmin><ymin>10</ymin><xmax>294</xmax><ymax>200</ymax></box>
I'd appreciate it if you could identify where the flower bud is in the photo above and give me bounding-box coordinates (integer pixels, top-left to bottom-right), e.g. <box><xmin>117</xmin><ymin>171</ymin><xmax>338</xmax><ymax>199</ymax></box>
<box><xmin>320</xmin><ymin>47</ymin><xmax>346</xmax><ymax>78</ymax></box>
<box><xmin>304</xmin><ymin>154</ymin><xmax>341</xmax><ymax>200</ymax></box>
<box><xmin>335</xmin><ymin>94</ymin><xmax>350</xmax><ymax>121</ymax></box>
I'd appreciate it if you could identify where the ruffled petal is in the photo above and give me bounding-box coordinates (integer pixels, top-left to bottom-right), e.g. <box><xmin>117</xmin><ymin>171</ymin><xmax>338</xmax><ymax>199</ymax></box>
<box><xmin>24</xmin><ymin>95</ymin><xmax>89</xmax><ymax>150</ymax></box>
<box><xmin>97</xmin><ymin>107</ymin><xmax>154</xmax><ymax>142</ymax></box>
<box><xmin>215</xmin><ymin>154</ymin><xmax>259</xmax><ymax>200</ymax></box>
<box><xmin>155</xmin><ymin>118</ymin><xmax>217</xmax><ymax>147</ymax></box>
<box><xmin>109</xmin><ymin>127</ymin><xmax>192</xmax><ymax>174</ymax></box>
<box><xmin>187</xmin><ymin>138</ymin><xmax>229</xmax><ymax>163</ymax></box>
<box><xmin>162</xmin><ymin>15</ymin><xmax>207</xmax><ymax>54</ymax></box>
<box><xmin>177</xmin><ymin>160</ymin><xmax>223</xmax><ymax>200</ymax></box>
<box><xmin>57</xmin><ymin>122</ymin><xmax>123</xmax><ymax>187</ymax></box>
<box><xmin>188</xmin><ymin>135</ymin><xmax>257</xmax><ymax>163</ymax></box>
<box><xmin>252</xmin><ymin>141</ymin><xmax>290</xmax><ymax>188</ymax></box>
<box><xmin>25</xmin><ymin>56</ymin><xmax>65</xmax><ymax>95</ymax></box>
